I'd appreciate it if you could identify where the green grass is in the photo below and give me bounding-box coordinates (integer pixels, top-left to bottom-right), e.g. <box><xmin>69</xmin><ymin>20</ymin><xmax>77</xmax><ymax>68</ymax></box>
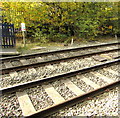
<box><xmin>16</xmin><ymin>42</ymin><xmax>37</xmax><ymax>53</ymax></box>
<box><xmin>16</xmin><ymin>36</ymin><xmax>117</xmax><ymax>54</ymax></box>
<box><xmin>16</xmin><ymin>41</ymin><xmax>64</xmax><ymax>54</ymax></box>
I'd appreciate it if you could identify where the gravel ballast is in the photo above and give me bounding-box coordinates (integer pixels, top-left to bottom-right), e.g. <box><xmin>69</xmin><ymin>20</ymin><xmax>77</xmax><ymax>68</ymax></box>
<box><xmin>26</xmin><ymin>86</ymin><xmax>54</xmax><ymax>111</ymax></box>
<box><xmin>48</xmin><ymin>87</ymin><xmax>119</xmax><ymax>117</ymax></box>
<box><xmin>70</xmin><ymin>76</ymin><xmax>94</xmax><ymax>92</ymax></box>
<box><xmin>1</xmin><ymin>52</ymin><xmax>119</xmax><ymax>88</ymax></box>
<box><xmin>1</xmin><ymin>56</ymin><xmax>102</xmax><ymax>88</ymax></box>
<box><xmin>110</xmin><ymin>64</ymin><xmax>120</xmax><ymax>73</ymax></box>
<box><xmin>11</xmin><ymin>60</ymin><xmax>22</xmax><ymax>67</ymax></box>
<box><xmin>97</xmin><ymin>68</ymin><xmax>119</xmax><ymax>81</ymax></box>
<box><xmin>51</xmin><ymin>80</ymin><xmax>76</xmax><ymax>100</ymax></box>
<box><xmin>83</xmin><ymin>72</ymin><xmax>108</xmax><ymax>86</ymax></box>
<box><xmin>0</xmin><ymin>93</ymin><xmax>23</xmax><ymax>117</ymax></box>
<box><xmin>27</xmin><ymin>58</ymin><xmax>38</xmax><ymax>64</ymax></box>
<box><xmin>1</xmin><ymin>41</ymin><xmax>119</xmax><ymax>117</ymax></box>
<box><xmin>1</xmin><ymin>63</ymin><xmax>119</xmax><ymax>117</ymax></box>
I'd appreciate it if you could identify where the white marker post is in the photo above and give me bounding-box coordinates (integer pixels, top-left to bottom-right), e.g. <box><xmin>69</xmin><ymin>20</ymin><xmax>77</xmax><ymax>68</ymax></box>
<box><xmin>21</xmin><ymin>23</ymin><xmax>26</xmax><ymax>47</ymax></box>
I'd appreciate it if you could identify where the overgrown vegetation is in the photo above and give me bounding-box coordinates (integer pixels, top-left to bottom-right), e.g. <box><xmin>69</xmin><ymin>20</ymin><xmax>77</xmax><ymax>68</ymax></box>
<box><xmin>2</xmin><ymin>2</ymin><xmax>119</xmax><ymax>43</ymax></box>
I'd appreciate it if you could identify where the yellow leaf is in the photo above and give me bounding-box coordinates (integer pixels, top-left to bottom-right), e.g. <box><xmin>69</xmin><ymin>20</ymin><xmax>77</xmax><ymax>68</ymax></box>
<box><xmin>109</xmin><ymin>26</ymin><xmax>112</xmax><ymax>29</ymax></box>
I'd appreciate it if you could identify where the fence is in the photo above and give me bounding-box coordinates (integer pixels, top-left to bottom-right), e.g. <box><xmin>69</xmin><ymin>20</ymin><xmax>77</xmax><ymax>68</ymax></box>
<box><xmin>0</xmin><ymin>23</ymin><xmax>16</xmax><ymax>48</ymax></box>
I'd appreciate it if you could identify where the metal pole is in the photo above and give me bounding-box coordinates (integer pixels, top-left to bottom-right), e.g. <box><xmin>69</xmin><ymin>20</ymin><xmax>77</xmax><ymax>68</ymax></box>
<box><xmin>22</xmin><ymin>31</ymin><xmax>26</xmax><ymax>47</ymax></box>
<box><xmin>115</xmin><ymin>34</ymin><xmax>117</xmax><ymax>40</ymax></box>
<box><xmin>71</xmin><ymin>37</ymin><xmax>74</xmax><ymax>46</ymax></box>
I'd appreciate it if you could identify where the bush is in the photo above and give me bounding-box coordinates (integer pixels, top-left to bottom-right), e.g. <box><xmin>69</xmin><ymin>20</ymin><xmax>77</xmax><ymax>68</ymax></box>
<box><xmin>32</xmin><ymin>28</ymin><xmax>49</xmax><ymax>43</ymax></box>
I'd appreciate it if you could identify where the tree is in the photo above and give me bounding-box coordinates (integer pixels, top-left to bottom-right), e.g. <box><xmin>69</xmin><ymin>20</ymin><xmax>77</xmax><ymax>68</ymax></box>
<box><xmin>2</xmin><ymin>2</ymin><xmax>119</xmax><ymax>42</ymax></box>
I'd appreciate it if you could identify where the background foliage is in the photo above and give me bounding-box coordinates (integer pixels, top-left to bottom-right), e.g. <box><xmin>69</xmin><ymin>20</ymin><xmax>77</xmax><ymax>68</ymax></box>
<box><xmin>2</xmin><ymin>2</ymin><xmax>119</xmax><ymax>42</ymax></box>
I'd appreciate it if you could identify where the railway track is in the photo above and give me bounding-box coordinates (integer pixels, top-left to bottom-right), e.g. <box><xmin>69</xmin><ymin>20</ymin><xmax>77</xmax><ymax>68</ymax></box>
<box><xmin>1</xmin><ymin>42</ymin><xmax>119</xmax><ymax>117</ymax></box>
<box><xmin>1</xmin><ymin>42</ymin><xmax>120</xmax><ymax>75</ymax></box>
<box><xmin>1</xmin><ymin>42</ymin><xmax>119</xmax><ymax>72</ymax></box>
<box><xmin>1</xmin><ymin>42</ymin><xmax>120</xmax><ymax>88</ymax></box>
<box><xmin>1</xmin><ymin>49</ymin><xmax>119</xmax><ymax>88</ymax></box>
<box><xmin>1</xmin><ymin>59</ymin><xmax>119</xmax><ymax>117</ymax></box>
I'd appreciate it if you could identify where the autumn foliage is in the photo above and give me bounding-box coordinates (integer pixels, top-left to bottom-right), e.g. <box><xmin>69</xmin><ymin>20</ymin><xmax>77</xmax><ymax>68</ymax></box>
<box><xmin>2</xmin><ymin>2</ymin><xmax>119</xmax><ymax>42</ymax></box>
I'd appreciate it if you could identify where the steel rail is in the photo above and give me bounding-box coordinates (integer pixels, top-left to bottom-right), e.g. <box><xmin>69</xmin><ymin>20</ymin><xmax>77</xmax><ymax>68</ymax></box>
<box><xmin>26</xmin><ymin>80</ymin><xmax>120</xmax><ymax>118</ymax></box>
<box><xmin>1</xmin><ymin>42</ymin><xmax>119</xmax><ymax>61</ymax></box>
<box><xmin>0</xmin><ymin>59</ymin><xmax>119</xmax><ymax>95</ymax></box>
<box><xmin>1</xmin><ymin>48</ymin><xmax>120</xmax><ymax>74</ymax></box>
